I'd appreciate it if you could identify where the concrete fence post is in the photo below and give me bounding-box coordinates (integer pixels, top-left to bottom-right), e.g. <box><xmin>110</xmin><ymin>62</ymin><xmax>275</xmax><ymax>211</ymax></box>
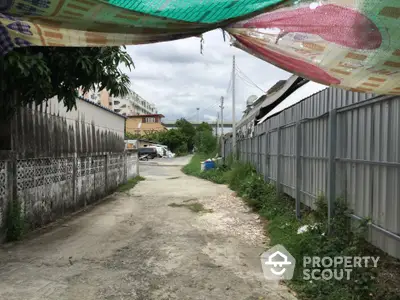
<box><xmin>295</xmin><ymin>121</ymin><xmax>302</xmax><ymax>219</ymax></box>
<box><xmin>104</xmin><ymin>153</ymin><xmax>109</xmax><ymax>192</ymax></box>
<box><xmin>276</xmin><ymin>127</ymin><xmax>282</xmax><ymax>198</ymax></box>
<box><xmin>136</xmin><ymin>141</ymin><xmax>140</xmax><ymax>177</ymax></box>
<box><xmin>72</xmin><ymin>153</ymin><xmax>77</xmax><ymax>210</ymax></box>
<box><xmin>123</xmin><ymin>152</ymin><xmax>128</xmax><ymax>183</ymax></box>
<box><xmin>327</xmin><ymin>109</ymin><xmax>337</xmax><ymax>233</ymax></box>
<box><xmin>4</xmin><ymin>159</ymin><xmax>15</xmax><ymax>229</ymax></box>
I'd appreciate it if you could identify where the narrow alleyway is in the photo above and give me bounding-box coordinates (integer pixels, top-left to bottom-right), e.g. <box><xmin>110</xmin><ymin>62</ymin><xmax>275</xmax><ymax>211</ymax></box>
<box><xmin>0</xmin><ymin>157</ymin><xmax>296</xmax><ymax>300</ymax></box>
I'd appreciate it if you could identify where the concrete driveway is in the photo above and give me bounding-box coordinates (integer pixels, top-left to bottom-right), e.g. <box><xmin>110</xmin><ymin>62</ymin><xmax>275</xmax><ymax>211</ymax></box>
<box><xmin>0</xmin><ymin>156</ymin><xmax>296</xmax><ymax>300</ymax></box>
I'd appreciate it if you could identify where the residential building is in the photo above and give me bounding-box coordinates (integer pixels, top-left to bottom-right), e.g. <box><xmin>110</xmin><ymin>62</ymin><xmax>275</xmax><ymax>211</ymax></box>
<box><xmin>78</xmin><ymin>86</ymin><xmax>111</xmax><ymax>108</ymax></box>
<box><xmin>111</xmin><ymin>92</ymin><xmax>157</xmax><ymax>116</ymax></box>
<box><xmin>78</xmin><ymin>87</ymin><xmax>157</xmax><ymax>116</ymax></box>
<box><xmin>125</xmin><ymin>114</ymin><xmax>167</xmax><ymax>136</ymax></box>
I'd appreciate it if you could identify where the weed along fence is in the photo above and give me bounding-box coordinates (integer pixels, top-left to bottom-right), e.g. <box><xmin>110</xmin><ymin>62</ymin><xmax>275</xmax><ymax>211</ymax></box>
<box><xmin>0</xmin><ymin>152</ymin><xmax>138</xmax><ymax>240</ymax></box>
<box><xmin>223</xmin><ymin>87</ymin><xmax>400</xmax><ymax>259</ymax></box>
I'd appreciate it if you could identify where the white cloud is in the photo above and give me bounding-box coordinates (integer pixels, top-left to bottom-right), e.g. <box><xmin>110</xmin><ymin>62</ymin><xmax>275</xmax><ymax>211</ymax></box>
<box><xmin>122</xmin><ymin>29</ymin><xmax>318</xmax><ymax>123</ymax></box>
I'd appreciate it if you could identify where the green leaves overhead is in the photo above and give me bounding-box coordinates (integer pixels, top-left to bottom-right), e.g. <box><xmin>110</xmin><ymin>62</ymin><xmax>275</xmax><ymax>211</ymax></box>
<box><xmin>1</xmin><ymin>46</ymin><xmax>134</xmax><ymax>119</ymax></box>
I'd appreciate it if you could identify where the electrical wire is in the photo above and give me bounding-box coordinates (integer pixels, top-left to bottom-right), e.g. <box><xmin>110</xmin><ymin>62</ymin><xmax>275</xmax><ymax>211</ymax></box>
<box><xmin>236</xmin><ymin>70</ymin><xmax>265</xmax><ymax>93</ymax></box>
<box><xmin>182</xmin><ymin>71</ymin><xmax>233</xmax><ymax>121</ymax></box>
<box><xmin>236</xmin><ymin>72</ymin><xmax>261</xmax><ymax>89</ymax></box>
<box><xmin>236</xmin><ymin>65</ymin><xmax>262</xmax><ymax>89</ymax></box>
<box><xmin>235</xmin><ymin>65</ymin><xmax>266</xmax><ymax>93</ymax></box>
<box><xmin>224</xmin><ymin>76</ymin><xmax>232</xmax><ymax>99</ymax></box>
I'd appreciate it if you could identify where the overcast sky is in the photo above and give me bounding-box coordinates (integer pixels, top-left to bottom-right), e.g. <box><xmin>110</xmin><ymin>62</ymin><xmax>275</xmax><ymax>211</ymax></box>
<box><xmin>122</xmin><ymin>29</ymin><xmax>326</xmax><ymax>123</ymax></box>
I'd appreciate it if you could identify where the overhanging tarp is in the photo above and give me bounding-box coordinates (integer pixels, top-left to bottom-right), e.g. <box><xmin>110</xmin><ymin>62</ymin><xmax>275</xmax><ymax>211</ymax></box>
<box><xmin>0</xmin><ymin>0</ymin><xmax>286</xmax><ymax>54</ymax></box>
<box><xmin>1</xmin><ymin>0</ymin><xmax>400</xmax><ymax>95</ymax></box>
<box><xmin>227</xmin><ymin>0</ymin><xmax>400</xmax><ymax>96</ymax></box>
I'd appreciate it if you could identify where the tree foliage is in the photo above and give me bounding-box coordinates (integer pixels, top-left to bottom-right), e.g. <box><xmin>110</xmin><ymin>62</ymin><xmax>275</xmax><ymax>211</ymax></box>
<box><xmin>125</xmin><ymin>118</ymin><xmax>216</xmax><ymax>156</ymax></box>
<box><xmin>1</xmin><ymin>46</ymin><xmax>134</xmax><ymax>119</ymax></box>
<box><xmin>175</xmin><ymin>118</ymin><xmax>196</xmax><ymax>151</ymax></box>
<box><xmin>196</xmin><ymin>122</ymin><xmax>213</xmax><ymax>132</ymax></box>
<box><xmin>194</xmin><ymin>122</ymin><xmax>217</xmax><ymax>154</ymax></box>
<box><xmin>125</xmin><ymin>132</ymin><xmax>141</xmax><ymax>140</ymax></box>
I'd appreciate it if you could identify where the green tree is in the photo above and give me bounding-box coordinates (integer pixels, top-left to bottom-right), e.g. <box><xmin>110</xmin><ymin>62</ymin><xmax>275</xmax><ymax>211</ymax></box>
<box><xmin>1</xmin><ymin>46</ymin><xmax>134</xmax><ymax>119</ymax></box>
<box><xmin>158</xmin><ymin>129</ymin><xmax>187</xmax><ymax>154</ymax></box>
<box><xmin>175</xmin><ymin>118</ymin><xmax>196</xmax><ymax>151</ymax></box>
<box><xmin>194</xmin><ymin>122</ymin><xmax>217</xmax><ymax>154</ymax></box>
<box><xmin>196</xmin><ymin>122</ymin><xmax>213</xmax><ymax>133</ymax></box>
<box><xmin>125</xmin><ymin>132</ymin><xmax>141</xmax><ymax>140</ymax></box>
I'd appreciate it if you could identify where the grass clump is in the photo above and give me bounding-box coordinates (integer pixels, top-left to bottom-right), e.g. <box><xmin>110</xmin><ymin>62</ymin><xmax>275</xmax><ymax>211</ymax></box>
<box><xmin>168</xmin><ymin>202</ymin><xmax>213</xmax><ymax>213</ymax></box>
<box><xmin>182</xmin><ymin>153</ymin><xmax>229</xmax><ymax>184</ymax></box>
<box><xmin>117</xmin><ymin>176</ymin><xmax>145</xmax><ymax>193</ymax></box>
<box><xmin>183</xmin><ymin>157</ymin><xmax>400</xmax><ymax>300</ymax></box>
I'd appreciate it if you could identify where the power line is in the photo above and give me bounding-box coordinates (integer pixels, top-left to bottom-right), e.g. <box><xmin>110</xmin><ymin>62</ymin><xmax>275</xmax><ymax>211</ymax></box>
<box><xmin>235</xmin><ymin>65</ymin><xmax>266</xmax><ymax>93</ymax></box>
<box><xmin>225</xmin><ymin>76</ymin><xmax>232</xmax><ymax>99</ymax></box>
<box><xmin>182</xmin><ymin>71</ymin><xmax>233</xmax><ymax>122</ymax></box>
<box><xmin>184</xmin><ymin>100</ymin><xmax>220</xmax><ymax>121</ymax></box>
<box><xmin>236</xmin><ymin>70</ymin><xmax>265</xmax><ymax>93</ymax></box>
<box><xmin>236</xmin><ymin>72</ymin><xmax>261</xmax><ymax>89</ymax></box>
<box><xmin>236</xmin><ymin>65</ymin><xmax>261</xmax><ymax>88</ymax></box>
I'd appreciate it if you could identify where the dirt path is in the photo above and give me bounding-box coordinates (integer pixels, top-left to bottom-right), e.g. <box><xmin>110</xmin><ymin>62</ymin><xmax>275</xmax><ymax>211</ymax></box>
<box><xmin>0</xmin><ymin>157</ymin><xmax>297</xmax><ymax>300</ymax></box>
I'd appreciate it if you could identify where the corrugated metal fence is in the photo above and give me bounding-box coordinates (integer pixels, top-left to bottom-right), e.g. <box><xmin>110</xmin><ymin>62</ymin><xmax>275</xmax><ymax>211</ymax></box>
<box><xmin>223</xmin><ymin>87</ymin><xmax>400</xmax><ymax>259</ymax></box>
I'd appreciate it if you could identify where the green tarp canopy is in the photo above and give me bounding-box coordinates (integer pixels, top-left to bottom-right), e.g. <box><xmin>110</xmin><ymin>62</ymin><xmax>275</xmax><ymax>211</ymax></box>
<box><xmin>1</xmin><ymin>0</ymin><xmax>399</xmax><ymax>94</ymax></box>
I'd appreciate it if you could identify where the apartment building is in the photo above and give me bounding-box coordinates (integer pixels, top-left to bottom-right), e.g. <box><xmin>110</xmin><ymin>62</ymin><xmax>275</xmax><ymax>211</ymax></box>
<box><xmin>111</xmin><ymin>92</ymin><xmax>157</xmax><ymax>116</ymax></box>
<box><xmin>78</xmin><ymin>87</ymin><xmax>110</xmax><ymax>108</ymax></box>
<box><xmin>125</xmin><ymin>114</ymin><xmax>167</xmax><ymax>136</ymax></box>
<box><xmin>78</xmin><ymin>87</ymin><xmax>157</xmax><ymax>116</ymax></box>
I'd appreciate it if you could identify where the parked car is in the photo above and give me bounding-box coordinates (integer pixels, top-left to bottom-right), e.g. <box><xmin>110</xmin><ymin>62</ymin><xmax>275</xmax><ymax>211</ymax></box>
<box><xmin>148</xmin><ymin>146</ymin><xmax>164</xmax><ymax>158</ymax></box>
<box><xmin>138</xmin><ymin>147</ymin><xmax>157</xmax><ymax>159</ymax></box>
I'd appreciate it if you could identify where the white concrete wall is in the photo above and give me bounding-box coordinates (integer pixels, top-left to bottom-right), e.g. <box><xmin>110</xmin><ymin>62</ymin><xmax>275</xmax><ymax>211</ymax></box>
<box><xmin>45</xmin><ymin>96</ymin><xmax>125</xmax><ymax>138</ymax></box>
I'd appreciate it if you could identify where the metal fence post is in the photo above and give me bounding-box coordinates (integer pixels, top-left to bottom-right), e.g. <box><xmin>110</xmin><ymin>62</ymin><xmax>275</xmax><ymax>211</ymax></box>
<box><xmin>265</xmin><ymin>132</ymin><xmax>269</xmax><ymax>182</ymax></box>
<box><xmin>250</xmin><ymin>138</ymin><xmax>252</xmax><ymax>164</ymax></box>
<box><xmin>247</xmin><ymin>138</ymin><xmax>249</xmax><ymax>163</ymax></box>
<box><xmin>258</xmin><ymin>135</ymin><xmax>262</xmax><ymax>173</ymax></box>
<box><xmin>295</xmin><ymin>121</ymin><xmax>302</xmax><ymax>219</ymax></box>
<box><xmin>276</xmin><ymin>127</ymin><xmax>282</xmax><ymax>198</ymax></box>
<box><xmin>327</xmin><ymin>109</ymin><xmax>337</xmax><ymax>233</ymax></box>
<box><xmin>248</xmin><ymin>138</ymin><xmax>250</xmax><ymax>164</ymax></box>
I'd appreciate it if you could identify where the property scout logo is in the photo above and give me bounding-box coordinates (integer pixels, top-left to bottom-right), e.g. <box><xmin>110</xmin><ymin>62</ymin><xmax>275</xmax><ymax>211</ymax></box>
<box><xmin>261</xmin><ymin>245</ymin><xmax>296</xmax><ymax>280</ymax></box>
<box><xmin>260</xmin><ymin>245</ymin><xmax>379</xmax><ymax>281</ymax></box>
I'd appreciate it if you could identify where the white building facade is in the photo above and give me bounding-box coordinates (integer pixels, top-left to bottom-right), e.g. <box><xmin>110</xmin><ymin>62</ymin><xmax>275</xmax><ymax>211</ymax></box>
<box><xmin>78</xmin><ymin>87</ymin><xmax>157</xmax><ymax>117</ymax></box>
<box><xmin>110</xmin><ymin>92</ymin><xmax>157</xmax><ymax>116</ymax></box>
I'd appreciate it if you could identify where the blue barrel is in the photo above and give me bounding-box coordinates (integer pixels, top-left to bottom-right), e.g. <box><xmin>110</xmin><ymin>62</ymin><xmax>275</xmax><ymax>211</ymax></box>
<box><xmin>204</xmin><ymin>160</ymin><xmax>215</xmax><ymax>170</ymax></box>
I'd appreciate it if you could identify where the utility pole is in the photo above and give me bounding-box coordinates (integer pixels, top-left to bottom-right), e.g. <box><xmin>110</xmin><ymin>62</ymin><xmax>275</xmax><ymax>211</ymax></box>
<box><xmin>232</xmin><ymin>55</ymin><xmax>236</xmax><ymax>159</ymax></box>
<box><xmin>216</xmin><ymin>112</ymin><xmax>219</xmax><ymax>137</ymax></box>
<box><xmin>219</xmin><ymin>96</ymin><xmax>224</xmax><ymax>137</ymax></box>
<box><xmin>196</xmin><ymin>107</ymin><xmax>200</xmax><ymax>123</ymax></box>
<box><xmin>220</xmin><ymin>96</ymin><xmax>225</xmax><ymax>158</ymax></box>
